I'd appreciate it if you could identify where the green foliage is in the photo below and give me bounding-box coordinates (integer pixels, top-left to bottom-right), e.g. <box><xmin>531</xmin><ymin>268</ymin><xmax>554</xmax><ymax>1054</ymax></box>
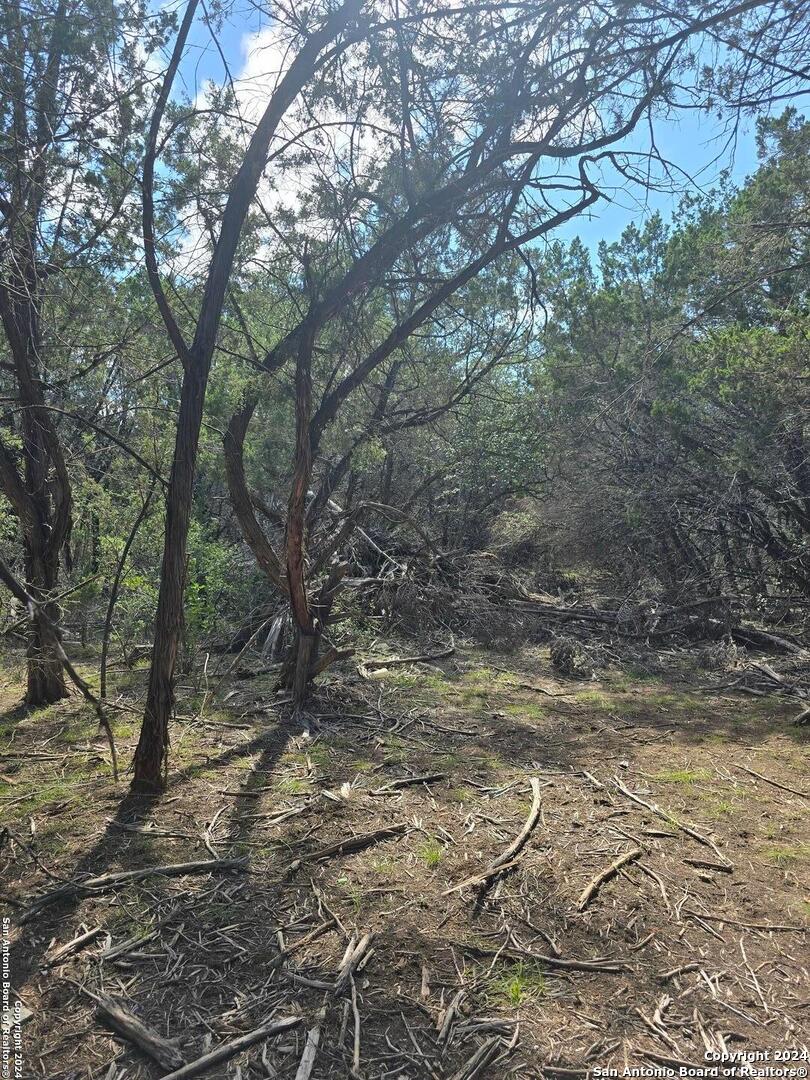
<box><xmin>487</xmin><ymin>961</ymin><xmax>548</xmax><ymax>1007</ymax></box>
<box><xmin>417</xmin><ymin>839</ymin><xmax>443</xmax><ymax>867</ymax></box>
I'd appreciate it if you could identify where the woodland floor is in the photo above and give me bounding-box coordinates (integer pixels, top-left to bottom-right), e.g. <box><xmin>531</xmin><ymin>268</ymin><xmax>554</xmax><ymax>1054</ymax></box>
<box><xmin>1</xmin><ymin>642</ymin><xmax>809</xmax><ymax>1079</ymax></box>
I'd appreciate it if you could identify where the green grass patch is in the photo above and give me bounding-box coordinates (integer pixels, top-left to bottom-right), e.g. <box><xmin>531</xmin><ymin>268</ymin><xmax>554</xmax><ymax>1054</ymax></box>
<box><xmin>504</xmin><ymin>702</ymin><xmax>546</xmax><ymax>721</ymax></box>
<box><xmin>705</xmin><ymin>797</ymin><xmax>738</xmax><ymax>818</ymax></box>
<box><xmin>575</xmin><ymin>690</ymin><xmax>614</xmax><ymax>709</ymax></box>
<box><xmin>274</xmin><ymin>776</ymin><xmax>310</xmax><ymax>795</ymax></box>
<box><xmin>417</xmin><ymin>839</ymin><xmax>443</xmax><ymax>868</ymax></box>
<box><xmin>487</xmin><ymin>960</ymin><xmax>547</xmax><ymax>1008</ymax></box>
<box><xmin>651</xmin><ymin>767</ymin><xmax>712</xmax><ymax>785</ymax></box>
<box><xmin>645</xmin><ymin>691</ymin><xmax>697</xmax><ymax>711</ymax></box>
<box><xmin>446</xmin><ymin>785</ymin><xmax>472</xmax><ymax>804</ymax></box>
<box><xmin>762</xmin><ymin>843</ymin><xmax>810</xmax><ymax>867</ymax></box>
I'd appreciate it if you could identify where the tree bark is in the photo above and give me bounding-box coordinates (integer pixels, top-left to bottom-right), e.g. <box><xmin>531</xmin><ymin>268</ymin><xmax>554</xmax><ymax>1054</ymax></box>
<box><xmin>286</xmin><ymin>323</ymin><xmax>317</xmax><ymax>709</ymax></box>
<box><xmin>132</xmin><ymin>363</ymin><xmax>206</xmax><ymax>791</ymax></box>
<box><xmin>24</xmin><ymin>553</ymin><xmax>68</xmax><ymax>706</ymax></box>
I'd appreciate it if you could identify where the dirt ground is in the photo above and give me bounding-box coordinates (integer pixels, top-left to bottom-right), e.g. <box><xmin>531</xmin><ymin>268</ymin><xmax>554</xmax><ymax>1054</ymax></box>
<box><xmin>1</xmin><ymin>643</ymin><xmax>808</xmax><ymax>1079</ymax></box>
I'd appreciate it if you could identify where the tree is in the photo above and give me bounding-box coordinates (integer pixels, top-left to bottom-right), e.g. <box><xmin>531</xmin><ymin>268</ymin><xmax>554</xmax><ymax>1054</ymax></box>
<box><xmin>0</xmin><ymin>0</ymin><xmax>158</xmax><ymax>703</ymax></box>
<box><xmin>132</xmin><ymin>0</ymin><xmax>369</xmax><ymax>790</ymax></box>
<box><xmin>220</xmin><ymin>0</ymin><xmax>810</xmax><ymax>702</ymax></box>
<box><xmin>133</xmin><ymin>0</ymin><xmax>810</xmax><ymax>787</ymax></box>
<box><xmin>531</xmin><ymin>112</ymin><xmax>810</xmax><ymax>609</ymax></box>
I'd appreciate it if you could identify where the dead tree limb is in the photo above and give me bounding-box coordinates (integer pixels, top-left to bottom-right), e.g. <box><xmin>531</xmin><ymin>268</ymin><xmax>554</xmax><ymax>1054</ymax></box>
<box><xmin>443</xmin><ymin>777</ymin><xmax>542</xmax><ymax>893</ymax></box>
<box><xmin>159</xmin><ymin>1015</ymin><xmax>303</xmax><ymax>1080</ymax></box>
<box><xmin>20</xmin><ymin>858</ymin><xmax>246</xmax><ymax>923</ymax></box>
<box><xmin>88</xmin><ymin>990</ymin><xmax>185</xmax><ymax>1071</ymax></box>
<box><xmin>577</xmin><ymin>848</ymin><xmax>643</xmax><ymax>911</ymax></box>
<box><xmin>613</xmin><ymin>778</ymin><xmax>732</xmax><ymax>867</ymax></box>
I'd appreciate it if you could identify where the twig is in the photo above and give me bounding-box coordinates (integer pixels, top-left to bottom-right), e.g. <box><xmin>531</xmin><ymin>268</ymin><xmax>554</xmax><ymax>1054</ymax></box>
<box><xmin>159</xmin><ymin>1016</ymin><xmax>303</xmax><ymax>1080</ymax></box>
<box><xmin>442</xmin><ymin>858</ymin><xmax>523</xmax><ymax>895</ymax></box>
<box><xmin>335</xmin><ymin>933</ymin><xmax>374</xmax><ymax>995</ymax></box>
<box><xmin>370</xmin><ymin>773</ymin><xmax>445</xmax><ymax>795</ymax></box>
<box><xmin>3</xmin><ymin>573</ymin><xmax>102</xmax><ymax>637</ymax></box>
<box><xmin>613</xmin><ymin>778</ymin><xmax>732</xmax><ymax>866</ymax></box>
<box><xmin>448</xmin><ymin>1036</ymin><xmax>503</xmax><ymax>1080</ymax></box>
<box><xmin>43</xmin><ymin>926</ymin><xmax>105</xmax><ymax>967</ymax></box>
<box><xmin>437</xmin><ymin>989</ymin><xmax>465</xmax><ymax>1044</ymax></box>
<box><xmin>350</xmin><ymin>976</ymin><xmax>361</xmax><ymax>1076</ymax></box>
<box><xmin>100</xmin><ymin>486</ymin><xmax>155</xmax><ymax>699</ymax></box>
<box><xmin>443</xmin><ymin>777</ymin><xmax>542</xmax><ymax>893</ymax></box>
<box><xmin>294</xmin><ymin>1006</ymin><xmax>326</xmax><ymax>1080</ymax></box>
<box><xmin>491</xmin><ymin>777</ymin><xmax>543</xmax><ymax>869</ymax></box>
<box><xmin>577</xmin><ymin>848</ymin><xmax>643</xmax><ymax>911</ymax></box>
<box><xmin>682</xmin><ymin>908</ymin><xmax>808</xmax><ymax>933</ymax></box>
<box><xmin>20</xmin><ymin>858</ymin><xmax>246</xmax><ymax>922</ymax></box>
<box><xmin>359</xmin><ymin>644</ymin><xmax>454</xmax><ymax>674</ymax></box>
<box><xmin>732</xmin><ymin>762</ymin><xmax>808</xmax><ymax>798</ymax></box>
<box><xmin>286</xmin><ymin>824</ymin><xmax>409</xmax><ymax>873</ymax></box>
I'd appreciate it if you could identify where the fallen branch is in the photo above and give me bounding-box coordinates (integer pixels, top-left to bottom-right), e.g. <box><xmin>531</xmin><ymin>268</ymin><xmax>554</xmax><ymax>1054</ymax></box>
<box><xmin>311</xmin><ymin>646</ymin><xmax>355</xmax><ymax>677</ymax></box>
<box><xmin>437</xmin><ymin>989</ymin><xmax>465</xmax><ymax>1043</ymax></box>
<box><xmin>286</xmin><ymin>824</ymin><xmax>409</xmax><ymax>873</ymax></box>
<box><xmin>577</xmin><ymin>848</ymin><xmax>643</xmax><ymax>911</ymax></box>
<box><xmin>683</xmin><ymin>857</ymin><xmax>733</xmax><ymax>874</ymax></box>
<box><xmin>682</xmin><ymin>908</ymin><xmax>808</xmax><ymax>933</ymax></box>
<box><xmin>19</xmin><ymin>858</ymin><xmax>246</xmax><ymax>923</ymax></box>
<box><xmin>294</xmin><ymin>1007</ymin><xmax>326</xmax><ymax>1080</ymax></box>
<box><xmin>443</xmin><ymin>777</ymin><xmax>542</xmax><ymax>893</ymax></box>
<box><xmin>491</xmin><ymin>777</ymin><xmax>543</xmax><ymax>868</ymax></box>
<box><xmin>359</xmin><ymin>644</ymin><xmax>454</xmax><ymax>675</ymax></box>
<box><xmin>613</xmin><ymin>778</ymin><xmax>732</xmax><ymax>867</ymax></box>
<box><xmin>91</xmin><ymin>991</ymin><xmax>185</xmax><ymax>1071</ymax></box>
<box><xmin>100</xmin><ymin>930</ymin><xmax>158</xmax><ymax>961</ymax></box>
<box><xmin>334</xmin><ymin>932</ymin><xmax>374</xmax><ymax>995</ymax></box>
<box><xmin>43</xmin><ymin>926</ymin><xmax>105</xmax><ymax>967</ymax></box>
<box><xmin>453</xmin><ymin>939</ymin><xmax>628</xmax><ymax>974</ymax></box>
<box><xmin>732</xmin><ymin>762</ymin><xmax>809</xmax><ymax>798</ymax></box>
<box><xmin>273</xmin><ymin>918</ymin><xmax>336</xmax><ymax>972</ymax></box>
<box><xmin>159</xmin><ymin>1015</ymin><xmax>303</xmax><ymax>1080</ymax></box>
<box><xmin>442</xmin><ymin>858</ymin><xmax>523</xmax><ymax>895</ymax></box>
<box><xmin>729</xmin><ymin>625</ymin><xmax>809</xmax><ymax>656</ymax></box>
<box><xmin>448</xmin><ymin>1036</ymin><xmax>504</xmax><ymax>1080</ymax></box>
<box><xmin>370</xmin><ymin>773</ymin><xmax>445</xmax><ymax>795</ymax></box>
<box><xmin>519</xmin><ymin>948</ymin><xmax>627</xmax><ymax>974</ymax></box>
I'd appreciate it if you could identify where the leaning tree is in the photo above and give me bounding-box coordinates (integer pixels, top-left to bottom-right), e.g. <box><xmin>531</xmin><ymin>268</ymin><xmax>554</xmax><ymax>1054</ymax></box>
<box><xmin>134</xmin><ymin>0</ymin><xmax>810</xmax><ymax>789</ymax></box>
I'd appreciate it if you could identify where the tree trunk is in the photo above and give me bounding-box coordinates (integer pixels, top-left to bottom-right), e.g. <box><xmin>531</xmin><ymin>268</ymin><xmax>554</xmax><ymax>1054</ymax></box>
<box><xmin>285</xmin><ymin>325</ymin><xmax>317</xmax><ymax>711</ymax></box>
<box><xmin>131</xmin><ymin>364</ymin><xmax>206</xmax><ymax>792</ymax></box>
<box><xmin>131</xmin><ymin>0</ymin><xmax>364</xmax><ymax>789</ymax></box>
<box><xmin>291</xmin><ymin>629</ymin><xmax>318</xmax><ymax>707</ymax></box>
<box><xmin>21</xmin><ymin>518</ymin><xmax>70</xmax><ymax>705</ymax></box>
<box><xmin>25</xmin><ymin>604</ymin><xmax>68</xmax><ymax>706</ymax></box>
<box><xmin>0</xmin><ymin>290</ymin><xmax>73</xmax><ymax>708</ymax></box>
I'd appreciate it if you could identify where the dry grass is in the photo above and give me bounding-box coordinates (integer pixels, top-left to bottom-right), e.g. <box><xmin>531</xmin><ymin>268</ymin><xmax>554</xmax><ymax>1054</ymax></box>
<box><xmin>1</xmin><ymin>642</ymin><xmax>808</xmax><ymax>1078</ymax></box>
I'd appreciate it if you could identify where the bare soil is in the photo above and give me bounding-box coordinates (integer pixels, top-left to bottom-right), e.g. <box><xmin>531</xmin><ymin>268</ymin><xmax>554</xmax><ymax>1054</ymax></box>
<box><xmin>1</xmin><ymin>643</ymin><xmax>808</xmax><ymax>1079</ymax></box>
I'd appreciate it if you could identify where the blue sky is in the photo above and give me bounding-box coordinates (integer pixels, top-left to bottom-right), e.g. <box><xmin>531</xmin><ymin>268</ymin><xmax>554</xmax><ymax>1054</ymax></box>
<box><xmin>173</xmin><ymin>7</ymin><xmax>801</xmax><ymax>252</ymax></box>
